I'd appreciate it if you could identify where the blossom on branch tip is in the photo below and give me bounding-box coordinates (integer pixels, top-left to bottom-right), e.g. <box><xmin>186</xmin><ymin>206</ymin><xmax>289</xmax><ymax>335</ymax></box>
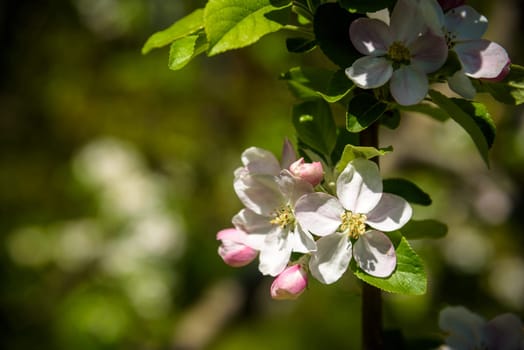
<box><xmin>345</xmin><ymin>0</ymin><xmax>448</xmax><ymax>105</ymax></box>
<box><xmin>270</xmin><ymin>263</ymin><xmax>308</xmax><ymax>300</ymax></box>
<box><xmin>217</xmin><ymin>228</ymin><xmax>258</xmax><ymax>267</ymax></box>
<box><xmin>439</xmin><ymin>306</ymin><xmax>524</xmax><ymax>350</ymax></box>
<box><xmin>421</xmin><ymin>1</ymin><xmax>510</xmax><ymax>97</ymax></box>
<box><xmin>294</xmin><ymin>158</ymin><xmax>412</xmax><ymax>284</ymax></box>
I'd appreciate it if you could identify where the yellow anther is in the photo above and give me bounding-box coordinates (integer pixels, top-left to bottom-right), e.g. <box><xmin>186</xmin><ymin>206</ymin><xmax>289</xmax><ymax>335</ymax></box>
<box><xmin>340</xmin><ymin>211</ymin><xmax>367</xmax><ymax>239</ymax></box>
<box><xmin>387</xmin><ymin>41</ymin><xmax>411</xmax><ymax>64</ymax></box>
<box><xmin>270</xmin><ymin>205</ymin><xmax>295</xmax><ymax>230</ymax></box>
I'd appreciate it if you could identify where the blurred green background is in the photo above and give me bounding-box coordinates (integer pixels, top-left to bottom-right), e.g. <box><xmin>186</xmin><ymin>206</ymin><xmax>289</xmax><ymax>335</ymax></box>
<box><xmin>1</xmin><ymin>0</ymin><xmax>523</xmax><ymax>349</ymax></box>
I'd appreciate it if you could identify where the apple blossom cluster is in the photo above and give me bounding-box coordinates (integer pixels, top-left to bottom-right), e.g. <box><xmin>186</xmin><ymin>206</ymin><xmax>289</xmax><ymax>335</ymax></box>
<box><xmin>345</xmin><ymin>0</ymin><xmax>510</xmax><ymax>105</ymax></box>
<box><xmin>217</xmin><ymin>141</ymin><xmax>412</xmax><ymax>300</ymax></box>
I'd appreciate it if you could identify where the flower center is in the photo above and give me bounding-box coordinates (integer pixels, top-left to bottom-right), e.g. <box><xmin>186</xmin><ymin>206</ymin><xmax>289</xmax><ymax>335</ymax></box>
<box><xmin>270</xmin><ymin>205</ymin><xmax>295</xmax><ymax>230</ymax></box>
<box><xmin>387</xmin><ymin>41</ymin><xmax>411</xmax><ymax>65</ymax></box>
<box><xmin>340</xmin><ymin>211</ymin><xmax>367</xmax><ymax>239</ymax></box>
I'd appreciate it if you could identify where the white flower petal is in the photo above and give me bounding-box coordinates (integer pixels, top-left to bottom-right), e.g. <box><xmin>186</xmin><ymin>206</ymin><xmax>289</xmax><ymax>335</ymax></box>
<box><xmin>456</xmin><ymin>40</ymin><xmax>510</xmax><ymax>79</ymax></box>
<box><xmin>349</xmin><ymin>18</ymin><xmax>392</xmax><ymax>56</ymax></box>
<box><xmin>445</xmin><ymin>5</ymin><xmax>487</xmax><ymax>40</ymax></box>
<box><xmin>448</xmin><ymin>69</ymin><xmax>476</xmax><ymax>99</ymax></box>
<box><xmin>353</xmin><ymin>230</ymin><xmax>396</xmax><ymax>277</ymax></box>
<box><xmin>295</xmin><ymin>192</ymin><xmax>344</xmax><ymax>236</ymax></box>
<box><xmin>258</xmin><ymin>231</ymin><xmax>292</xmax><ymax>276</ymax></box>
<box><xmin>280</xmin><ymin>138</ymin><xmax>297</xmax><ymax>170</ymax></box>
<box><xmin>278</xmin><ymin>170</ymin><xmax>313</xmax><ymax>206</ymax></box>
<box><xmin>290</xmin><ymin>226</ymin><xmax>317</xmax><ymax>253</ymax></box>
<box><xmin>419</xmin><ymin>0</ymin><xmax>446</xmax><ymax>35</ymax></box>
<box><xmin>234</xmin><ymin>174</ymin><xmax>283</xmax><ymax>216</ymax></box>
<box><xmin>345</xmin><ymin>56</ymin><xmax>393</xmax><ymax>89</ymax></box>
<box><xmin>336</xmin><ymin>158</ymin><xmax>382</xmax><ymax>214</ymax></box>
<box><xmin>366</xmin><ymin>193</ymin><xmax>412</xmax><ymax>232</ymax></box>
<box><xmin>410</xmin><ymin>31</ymin><xmax>448</xmax><ymax>73</ymax></box>
<box><xmin>439</xmin><ymin>306</ymin><xmax>486</xmax><ymax>349</ymax></box>
<box><xmin>390</xmin><ymin>0</ymin><xmax>425</xmax><ymax>44</ymax></box>
<box><xmin>241</xmin><ymin>147</ymin><xmax>281</xmax><ymax>176</ymax></box>
<box><xmin>390</xmin><ymin>66</ymin><xmax>429</xmax><ymax>106</ymax></box>
<box><xmin>309</xmin><ymin>233</ymin><xmax>352</xmax><ymax>284</ymax></box>
<box><xmin>232</xmin><ymin>209</ymin><xmax>271</xmax><ymax>235</ymax></box>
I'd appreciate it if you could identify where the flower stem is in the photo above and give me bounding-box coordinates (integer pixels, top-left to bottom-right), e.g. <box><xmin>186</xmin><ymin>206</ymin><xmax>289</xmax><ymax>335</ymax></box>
<box><xmin>359</xmin><ymin>123</ymin><xmax>384</xmax><ymax>350</ymax></box>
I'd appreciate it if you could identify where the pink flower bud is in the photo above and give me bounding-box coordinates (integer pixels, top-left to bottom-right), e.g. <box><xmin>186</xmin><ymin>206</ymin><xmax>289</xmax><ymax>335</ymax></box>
<box><xmin>437</xmin><ymin>0</ymin><xmax>466</xmax><ymax>11</ymax></box>
<box><xmin>217</xmin><ymin>228</ymin><xmax>257</xmax><ymax>267</ymax></box>
<box><xmin>289</xmin><ymin>158</ymin><xmax>323</xmax><ymax>186</ymax></box>
<box><xmin>482</xmin><ymin>59</ymin><xmax>511</xmax><ymax>82</ymax></box>
<box><xmin>270</xmin><ymin>264</ymin><xmax>308</xmax><ymax>300</ymax></box>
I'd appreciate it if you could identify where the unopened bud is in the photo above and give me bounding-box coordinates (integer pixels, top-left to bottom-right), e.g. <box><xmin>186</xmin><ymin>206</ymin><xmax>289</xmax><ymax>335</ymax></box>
<box><xmin>217</xmin><ymin>228</ymin><xmax>257</xmax><ymax>267</ymax></box>
<box><xmin>289</xmin><ymin>158</ymin><xmax>323</xmax><ymax>186</ymax></box>
<box><xmin>270</xmin><ymin>264</ymin><xmax>308</xmax><ymax>300</ymax></box>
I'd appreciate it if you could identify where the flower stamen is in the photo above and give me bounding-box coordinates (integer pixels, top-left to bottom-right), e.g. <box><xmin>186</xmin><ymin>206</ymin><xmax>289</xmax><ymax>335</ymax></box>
<box><xmin>270</xmin><ymin>205</ymin><xmax>295</xmax><ymax>230</ymax></box>
<box><xmin>387</xmin><ymin>41</ymin><xmax>411</xmax><ymax>65</ymax></box>
<box><xmin>340</xmin><ymin>211</ymin><xmax>367</xmax><ymax>239</ymax></box>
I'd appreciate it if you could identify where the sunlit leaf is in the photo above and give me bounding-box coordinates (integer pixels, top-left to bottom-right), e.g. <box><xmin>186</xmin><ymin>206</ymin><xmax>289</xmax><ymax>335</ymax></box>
<box><xmin>335</xmin><ymin>144</ymin><xmax>392</xmax><ymax>174</ymax></box>
<box><xmin>168</xmin><ymin>32</ymin><xmax>208</xmax><ymax>71</ymax></box>
<box><xmin>204</xmin><ymin>0</ymin><xmax>292</xmax><ymax>56</ymax></box>
<box><xmin>142</xmin><ymin>8</ymin><xmax>204</xmax><ymax>54</ymax></box>
<box><xmin>352</xmin><ymin>232</ymin><xmax>427</xmax><ymax>295</ymax></box>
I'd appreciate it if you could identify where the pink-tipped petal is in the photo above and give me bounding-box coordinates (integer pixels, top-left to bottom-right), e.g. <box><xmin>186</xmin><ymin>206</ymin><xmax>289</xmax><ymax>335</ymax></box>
<box><xmin>345</xmin><ymin>56</ymin><xmax>393</xmax><ymax>89</ymax></box>
<box><xmin>336</xmin><ymin>158</ymin><xmax>383</xmax><ymax>214</ymax></box>
<box><xmin>295</xmin><ymin>192</ymin><xmax>344</xmax><ymax>237</ymax></box>
<box><xmin>349</xmin><ymin>18</ymin><xmax>392</xmax><ymax>56</ymax></box>
<box><xmin>390</xmin><ymin>65</ymin><xmax>429</xmax><ymax>105</ymax></box>
<box><xmin>241</xmin><ymin>147</ymin><xmax>281</xmax><ymax>176</ymax></box>
<box><xmin>353</xmin><ymin>230</ymin><xmax>396</xmax><ymax>277</ymax></box>
<box><xmin>445</xmin><ymin>5</ymin><xmax>488</xmax><ymax>40</ymax></box>
<box><xmin>289</xmin><ymin>158</ymin><xmax>324</xmax><ymax>186</ymax></box>
<box><xmin>410</xmin><ymin>31</ymin><xmax>448</xmax><ymax>73</ymax></box>
<box><xmin>456</xmin><ymin>40</ymin><xmax>510</xmax><ymax>79</ymax></box>
<box><xmin>309</xmin><ymin>232</ymin><xmax>352</xmax><ymax>284</ymax></box>
<box><xmin>481</xmin><ymin>59</ymin><xmax>511</xmax><ymax>82</ymax></box>
<box><xmin>280</xmin><ymin>138</ymin><xmax>297</xmax><ymax>170</ymax></box>
<box><xmin>366</xmin><ymin>193</ymin><xmax>412</xmax><ymax>232</ymax></box>
<box><xmin>270</xmin><ymin>264</ymin><xmax>308</xmax><ymax>300</ymax></box>
<box><xmin>217</xmin><ymin>228</ymin><xmax>258</xmax><ymax>267</ymax></box>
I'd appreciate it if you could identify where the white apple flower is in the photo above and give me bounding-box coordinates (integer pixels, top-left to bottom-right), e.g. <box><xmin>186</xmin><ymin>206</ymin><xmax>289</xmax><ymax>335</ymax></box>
<box><xmin>294</xmin><ymin>158</ymin><xmax>412</xmax><ymax>284</ymax></box>
<box><xmin>345</xmin><ymin>0</ymin><xmax>448</xmax><ymax>105</ymax></box>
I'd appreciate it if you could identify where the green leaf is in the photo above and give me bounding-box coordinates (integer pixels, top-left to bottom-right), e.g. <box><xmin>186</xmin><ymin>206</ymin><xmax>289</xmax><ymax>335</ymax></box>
<box><xmin>281</xmin><ymin>66</ymin><xmax>353</xmax><ymax>102</ymax></box>
<box><xmin>474</xmin><ymin>64</ymin><xmax>524</xmax><ymax>105</ymax></box>
<box><xmin>142</xmin><ymin>8</ymin><xmax>204</xmax><ymax>54</ymax></box>
<box><xmin>204</xmin><ymin>0</ymin><xmax>291</xmax><ymax>56</ymax></box>
<box><xmin>400</xmin><ymin>219</ymin><xmax>448</xmax><ymax>240</ymax></box>
<box><xmin>380</xmin><ymin>109</ymin><xmax>401</xmax><ymax>130</ymax></box>
<box><xmin>313</xmin><ymin>3</ymin><xmax>362</xmax><ymax>68</ymax></box>
<box><xmin>286</xmin><ymin>37</ymin><xmax>317</xmax><ymax>53</ymax></box>
<box><xmin>383</xmin><ymin>178</ymin><xmax>432</xmax><ymax>206</ymax></box>
<box><xmin>330</xmin><ymin>127</ymin><xmax>360</xmax><ymax>164</ymax></box>
<box><xmin>346</xmin><ymin>93</ymin><xmax>388</xmax><ymax>132</ymax></box>
<box><xmin>451</xmin><ymin>98</ymin><xmax>495</xmax><ymax>148</ymax></box>
<box><xmin>335</xmin><ymin>144</ymin><xmax>392</xmax><ymax>174</ymax></box>
<box><xmin>428</xmin><ymin>90</ymin><xmax>491</xmax><ymax>166</ymax></box>
<box><xmin>168</xmin><ymin>32</ymin><xmax>208</xmax><ymax>71</ymax></box>
<box><xmin>339</xmin><ymin>0</ymin><xmax>396</xmax><ymax>13</ymax></box>
<box><xmin>292</xmin><ymin>99</ymin><xmax>337</xmax><ymax>157</ymax></box>
<box><xmin>398</xmin><ymin>102</ymin><xmax>450</xmax><ymax>122</ymax></box>
<box><xmin>352</xmin><ymin>232</ymin><xmax>427</xmax><ymax>295</ymax></box>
